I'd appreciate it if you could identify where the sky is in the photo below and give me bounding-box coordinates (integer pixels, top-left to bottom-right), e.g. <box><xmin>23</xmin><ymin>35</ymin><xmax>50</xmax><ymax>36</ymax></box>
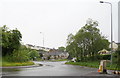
<box><xmin>0</xmin><ymin>0</ymin><xmax>119</xmax><ymax>49</ymax></box>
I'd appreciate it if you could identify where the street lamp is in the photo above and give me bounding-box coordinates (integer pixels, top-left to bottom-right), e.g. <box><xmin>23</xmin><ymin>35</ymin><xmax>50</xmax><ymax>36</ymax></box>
<box><xmin>100</xmin><ymin>1</ymin><xmax>113</xmax><ymax>64</ymax></box>
<box><xmin>40</xmin><ymin>32</ymin><xmax>44</xmax><ymax>47</ymax></box>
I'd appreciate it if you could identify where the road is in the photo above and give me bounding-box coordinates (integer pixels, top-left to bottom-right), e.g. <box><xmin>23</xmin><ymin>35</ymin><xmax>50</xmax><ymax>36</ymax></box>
<box><xmin>1</xmin><ymin>61</ymin><xmax>118</xmax><ymax>76</ymax></box>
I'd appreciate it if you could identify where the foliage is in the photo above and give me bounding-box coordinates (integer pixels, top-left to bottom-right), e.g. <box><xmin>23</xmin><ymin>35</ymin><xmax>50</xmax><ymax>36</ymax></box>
<box><xmin>1</xmin><ymin>25</ymin><xmax>40</xmax><ymax>62</ymax></box>
<box><xmin>29</xmin><ymin>50</ymin><xmax>40</xmax><ymax>60</ymax></box>
<box><xmin>58</xmin><ymin>46</ymin><xmax>66</xmax><ymax>52</ymax></box>
<box><xmin>66</xmin><ymin>34</ymin><xmax>76</xmax><ymax>57</ymax></box>
<box><xmin>66</xmin><ymin>19</ymin><xmax>109</xmax><ymax>61</ymax></box>
<box><xmin>11</xmin><ymin>46</ymin><xmax>30</xmax><ymax>62</ymax></box>
<box><xmin>1</xmin><ymin>25</ymin><xmax>22</xmax><ymax>56</ymax></box>
<box><xmin>2</xmin><ymin>44</ymin><xmax>40</xmax><ymax>63</ymax></box>
<box><xmin>65</xmin><ymin>61</ymin><xmax>119</xmax><ymax>70</ymax></box>
<box><xmin>112</xmin><ymin>50</ymin><xmax>120</xmax><ymax>70</ymax></box>
<box><xmin>3</xmin><ymin>45</ymin><xmax>29</xmax><ymax>62</ymax></box>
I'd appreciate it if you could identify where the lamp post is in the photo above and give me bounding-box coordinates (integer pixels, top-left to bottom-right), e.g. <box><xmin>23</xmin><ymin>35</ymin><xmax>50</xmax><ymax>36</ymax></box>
<box><xmin>40</xmin><ymin>32</ymin><xmax>44</xmax><ymax>47</ymax></box>
<box><xmin>100</xmin><ymin>1</ymin><xmax>113</xmax><ymax>64</ymax></box>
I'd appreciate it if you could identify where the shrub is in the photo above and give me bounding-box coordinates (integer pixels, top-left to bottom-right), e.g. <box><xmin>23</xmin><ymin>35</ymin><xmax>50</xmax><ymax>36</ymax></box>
<box><xmin>100</xmin><ymin>55</ymin><xmax>111</xmax><ymax>60</ymax></box>
<box><xmin>11</xmin><ymin>49</ymin><xmax>30</xmax><ymax>62</ymax></box>
<box><xmin>29</xmin><ymin>50</ymin><xmax>39</xmax><ymax>60</ymax></box>
<box><xmin>4</xmin><ymin>45</ymin><xmax>30</xmax><ymax>62</ymax></box>
<box><xmin>113</xmin><ymin>50</ymin><xmax>120</xmax><ymax>70</ymax></box>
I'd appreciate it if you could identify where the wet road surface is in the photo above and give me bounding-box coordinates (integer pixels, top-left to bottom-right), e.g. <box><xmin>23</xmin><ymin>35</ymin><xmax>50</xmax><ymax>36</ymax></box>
<box><xmin>1</xmin><ymin>61</ymin><xmax>117</xmax><ymax>76</ymax></box>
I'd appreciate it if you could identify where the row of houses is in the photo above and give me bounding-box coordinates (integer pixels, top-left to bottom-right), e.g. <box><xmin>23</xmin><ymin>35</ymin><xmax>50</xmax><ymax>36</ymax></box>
<box><xmin>25</xmin><ymin>44</ymin><xmax>50</xmax><ymax>52</ymax></box>
<box><xmin>40</xmin><ymin>51</ymin><xmax>69</xmax><ymax>60</ymax></box>
<box><xmin>24</xmin><ymin>44</ymin><xmax>69</xmax><ymax>60</ymax></box>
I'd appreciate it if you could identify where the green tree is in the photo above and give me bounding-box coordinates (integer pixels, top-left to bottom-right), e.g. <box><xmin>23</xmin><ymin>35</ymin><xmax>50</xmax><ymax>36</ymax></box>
<box><xmin>1</xmin><ymin>25</ymin><xmax>40</xmax><ymax>62</ymax></box>
<box><xmin>58</xmin><ymin>46</ymin><xmax>65</xmax><ymax>52</ymax></box>
<box><xmin>29</xmin><ymin>50</ymin><xmax>39</xmax><ymax>60</ymax></box>
<box><xmin>66</xmin><ymin>19</ymin><xmax>109</xmax><ymax>61</ymax></box>
<box><xmin>1</xmin><ymin>25</ymin><xmax>22</xmax><ymax>56</ymax></box>
<box><xmin>66</xmin><ymin>34</ymin><xmax>76</xmax><ymax>57</ymax></box>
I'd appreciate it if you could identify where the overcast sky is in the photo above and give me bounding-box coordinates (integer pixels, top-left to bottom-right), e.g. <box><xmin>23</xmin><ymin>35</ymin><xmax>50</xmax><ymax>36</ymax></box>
<box><xmin>0</xmin><ymin>0</ymin><xmax>119</xmax><ymax>49</ymax></box>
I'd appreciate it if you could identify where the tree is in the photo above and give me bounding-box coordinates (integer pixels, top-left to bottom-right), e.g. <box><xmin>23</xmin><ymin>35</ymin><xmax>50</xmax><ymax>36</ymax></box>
<box><xmin>1</xmin><ymin>25</ymin><xmax>22</xmax><ymax>56</ymax></box>
<box><xmin>66</xmin><ymin>19</ymin><xmax>109</xmax><ymax>61</ymax></box>
<box><xmin>1</xmin><ymin>25</ymin><xmax>40</xmax><ymax>62</ymax></box>
<box><xmin>58</xmin><ymin>46</ymin><xmax>65</xmax><ymax>52</ymax></box>
<box><xmin>29</xmin><ymin>50</ymin><xmax>39</xmax><ymax>60</ymax></box>
<box><xmin>66</xmin><ymin>34</ymin><xmax>76</xmax><ymax>57</ymax></box>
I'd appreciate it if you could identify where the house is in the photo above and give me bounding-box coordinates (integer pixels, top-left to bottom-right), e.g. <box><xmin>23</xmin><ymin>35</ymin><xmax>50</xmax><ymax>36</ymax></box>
<box><xmin>25</xmin><ymin>44</ymin><xmax>35</xmax><ymax>49</ymax></box>
<box><xmin>25</xmin><ymin>44</ymin><xmax>51</xmax><ymax>51</ymax></box>
<box><xmin>98</xmin><ymin>49</ymin><xmax>110</xmax><ymax>55</ymax></box>
<box><xmin>41</xmin><ymin>51</ymin><xmax>69</xmax><ymax>60</ymax></box>
<box><xmin>49</xmin><ymin>48</ymin><xmax>58</xmax><ymax>52</ymax></box>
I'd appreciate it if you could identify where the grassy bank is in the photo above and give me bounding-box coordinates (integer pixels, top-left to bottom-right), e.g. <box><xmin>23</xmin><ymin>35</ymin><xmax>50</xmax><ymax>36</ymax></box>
<box><xmin>2</xmin><ymin>56</ymin><xmax>35</xmax><ymax>67</ymax></box>
<box><xmin>2</xmin><ymin>61</ymin><xmax>34</xmax><ymax>67</ymax></box>
<box><xmin>0</xmin><ymin>58</ymin><xmax>2</xmax><ymax>67</ymax></box>
<box><xmin>65</xmin><ymin>61</ymin><xmax>99</xmax><ymax>68</ymax></box>
<box><xmin>65</xmin><ymin>61</ymin><xmax>119</xmax><ymax>70</ymax></box>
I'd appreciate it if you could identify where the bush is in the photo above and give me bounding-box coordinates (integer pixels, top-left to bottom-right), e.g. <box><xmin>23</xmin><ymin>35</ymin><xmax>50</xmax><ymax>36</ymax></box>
<box><xmin>113</xmin><ymin>50</ymin><xmax>120</xmax><ymax>70</ymax></box>
<box><xmin>3</xmin><ymin>45</ymin><xmax>30</xmax><ymax>62</ymax></box>
<box><xmin>100</xmin><ymin>55</ymin><xmax>111</xmax><ymax>60</ymax></box>
<box><xmin>3</xmin><ymin>45</ymin><xmax>41</xmax><ymax>62</ymax></box>
<box><xmin>78</xmin><ymin>55</ymin><xmax>111</xmax><ymax>62</ymax></box>
<box><xmin>2</xmin><ymin>55</ymin><xmax>12</xmax><ymax>62</ymax></box>
<box><xmin>29</xmin><ymin>50</ymin><xmax>40</xmax><ymax>60</ymax></box>
<box><xmin>11</xmin><ymin>49</ymin><xmax>30</xmax><ymax>62</ymax></box>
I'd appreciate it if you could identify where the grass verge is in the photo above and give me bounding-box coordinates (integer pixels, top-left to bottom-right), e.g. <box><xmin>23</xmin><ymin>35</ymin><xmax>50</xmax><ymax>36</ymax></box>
<box><xmin>2</xmin><ymin>56</ymin><xmax>35</xmax><ymax>67</ymax></box>
<box><xmin>65</xmin><ymin>61</ymin><xmax>99</xmax><ymax>68</ymax></box>
<box><xmin>65</xmin><ymin>61</ymin><xmax>119</xmax><ymax>70</ymax></box>
<box><xmin>2</xmin><ymin>61</ymin><xmax>34</xmax><ymax>67</ymax></box>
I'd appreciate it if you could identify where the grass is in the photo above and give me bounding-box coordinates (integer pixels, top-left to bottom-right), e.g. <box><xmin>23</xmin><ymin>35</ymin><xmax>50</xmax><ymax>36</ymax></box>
<box><xmin>65</xmin><ymin>61</ymin><xmax>99</xmax><ymax>68</ymax></box>
<box><xmin>65</xmin><ymin>61</ymin><xmax>120</xmax><ymax>70</ymax></box>
<box><xmin>0</xmin><ymin>58</ymin><xmax>2</xmax><ymax>67</ymax></box>
<box><xmin>1</xmin><ymin>56</ymin><xmax>35</xmax><ymax>67</ymax></box>
<box><xmin>2</xmin><ymin>61</ymin><xmax>34</xmax><ymax>67</ymax></box>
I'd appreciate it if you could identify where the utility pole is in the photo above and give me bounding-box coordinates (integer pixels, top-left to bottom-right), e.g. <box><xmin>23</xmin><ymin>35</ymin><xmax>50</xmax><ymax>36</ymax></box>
<box><xmin>100</xmin><ymin>1</ymin><xmax>113</xmax><ymax>64</ymax></box>
<box><xmin>40</xmin><ymin>32</ymin><xmax>44</xmax><ymax>47</ymax></box>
